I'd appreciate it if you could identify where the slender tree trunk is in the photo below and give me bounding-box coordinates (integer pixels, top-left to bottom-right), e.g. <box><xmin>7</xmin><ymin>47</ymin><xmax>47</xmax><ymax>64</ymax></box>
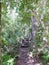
<box><xmin>30</xmin><ymin>11</ymin><xmax>38</xmax><ymax>50</ymax></box>
<box><xmin>31</xmin><ymin>11</ymin><xmax>38</xmax><ymax>42</ymax></box>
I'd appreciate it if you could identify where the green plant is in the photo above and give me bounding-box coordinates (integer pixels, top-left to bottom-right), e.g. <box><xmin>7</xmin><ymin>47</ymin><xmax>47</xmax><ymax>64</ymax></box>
<box><xmin>2</xmin><ymin>54</ymin><xmax>14</xmax><ymax>65</ymax></box>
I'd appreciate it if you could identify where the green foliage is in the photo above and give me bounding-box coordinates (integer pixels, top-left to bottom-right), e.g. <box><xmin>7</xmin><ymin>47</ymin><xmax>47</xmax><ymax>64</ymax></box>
<box><xmin>33</xmin><ymin>22</ymin><xmax>49</xmax><ymax>64</ymax></box>
<box><xmin>2</xmin><ymin>54</ymin><xmax>14</xmax><ymax>65</ymax></box>
<box><xmin>21</xmin><ymin>12</ymin><xmax>31</xmax><ymax>25</ymax></box>
<box><xmin>40</xmin><ymin>52</ymin><xmax>49</xmax><ymax>64</ymax></box>
<box><xmin>2</xmin><ymin>54</ymin><xmax>11</xmax><ymax>62</ymax></box>
<box><xmin>1</xmin><ymin>0</ymin><xmax>49</xmax><ymax>65</ymax></box>
<box><xmin>42</xmin><ymin>55</ymin><xmax>49</xmax><ymax>61</ymax></box>
<box><xmin>35</xmin><ymin>23</ymin><xmax>43</xmax><ymax>47</ymax></box>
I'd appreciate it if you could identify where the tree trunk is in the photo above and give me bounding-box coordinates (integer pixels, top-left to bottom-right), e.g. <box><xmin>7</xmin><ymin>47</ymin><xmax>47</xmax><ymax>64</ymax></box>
<box><xmin>30</xmin><ymin>12</ymin><xmax>38</xmax><ymax>50</ymax></box>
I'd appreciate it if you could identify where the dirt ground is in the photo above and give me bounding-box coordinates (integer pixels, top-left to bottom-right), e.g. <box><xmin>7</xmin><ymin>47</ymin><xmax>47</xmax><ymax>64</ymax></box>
<box><xmin>15</xmin><ymin>46</ymin><xmax>43</xmax><ymax>65</ymax></box>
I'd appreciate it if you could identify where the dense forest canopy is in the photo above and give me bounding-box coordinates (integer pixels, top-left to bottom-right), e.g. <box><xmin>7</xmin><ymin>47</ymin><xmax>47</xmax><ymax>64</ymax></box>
<box><xmin>0</xmin><ymin>0</ymin><xmax>49</xmax><ymax>65</ymax></box>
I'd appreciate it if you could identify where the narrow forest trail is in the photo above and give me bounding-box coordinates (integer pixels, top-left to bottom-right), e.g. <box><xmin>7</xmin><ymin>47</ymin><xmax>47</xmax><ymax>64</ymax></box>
<box><xmin>15</xmin><ymin>44</ymin><xmax>43</xmax><ymax>65</ymax></box>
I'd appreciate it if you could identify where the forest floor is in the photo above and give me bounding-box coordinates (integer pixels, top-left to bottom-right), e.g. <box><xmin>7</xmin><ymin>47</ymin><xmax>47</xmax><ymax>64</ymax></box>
<box><xmin>15</xmin><ymin>46</ymin><xmax>43</xmax><ymax>65</ymax></box>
